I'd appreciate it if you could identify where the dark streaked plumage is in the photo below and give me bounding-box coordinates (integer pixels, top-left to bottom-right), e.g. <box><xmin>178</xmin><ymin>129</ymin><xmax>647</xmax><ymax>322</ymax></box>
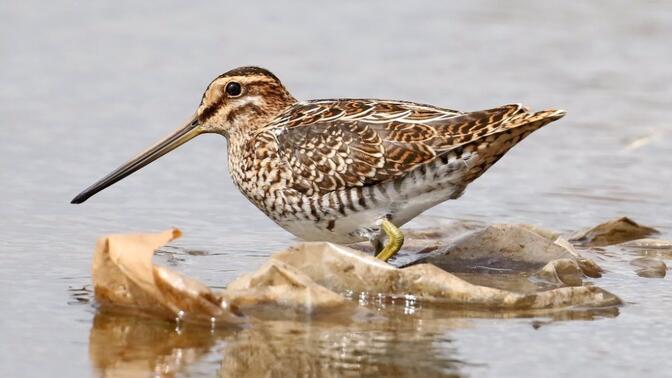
<box><xmin>71</xmin><ymin>66</ymin><xmax>566</xmax><ymax>261</ymax></box>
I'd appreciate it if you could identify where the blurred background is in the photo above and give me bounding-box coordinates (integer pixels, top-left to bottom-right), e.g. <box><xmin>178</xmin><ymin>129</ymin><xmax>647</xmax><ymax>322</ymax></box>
<box><xmin>1</xmin><ymin>1</ymin><xmax>670</xmax><ymax>377</ymax></box>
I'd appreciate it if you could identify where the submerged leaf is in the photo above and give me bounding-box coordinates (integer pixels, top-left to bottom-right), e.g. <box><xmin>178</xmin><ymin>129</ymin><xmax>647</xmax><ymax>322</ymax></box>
<box><xmin>630</xmin><ymin>257</ymin><xmax>667</xmax><ymax>278</ymax></box>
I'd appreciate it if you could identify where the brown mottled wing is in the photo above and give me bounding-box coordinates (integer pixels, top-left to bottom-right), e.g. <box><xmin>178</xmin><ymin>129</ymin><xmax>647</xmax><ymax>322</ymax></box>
<box><xmin>269</xmin><ymin>99</ymin><xmax>524</xmax><ymax>196</ymax></box>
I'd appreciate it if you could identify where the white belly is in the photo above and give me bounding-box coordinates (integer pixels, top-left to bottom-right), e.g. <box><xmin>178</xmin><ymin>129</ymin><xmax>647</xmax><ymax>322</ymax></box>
<box><xmin>279</xmin><ymin>185</ymin><xmax>461</xmax><ymax>243</ymax></box>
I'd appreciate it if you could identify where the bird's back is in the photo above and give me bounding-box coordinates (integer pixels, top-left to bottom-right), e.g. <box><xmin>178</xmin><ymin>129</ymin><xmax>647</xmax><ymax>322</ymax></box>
<box><xmin>263</xmin><ymin>99</ymin><xmax>564</xmax><ymax>197</ymax></box>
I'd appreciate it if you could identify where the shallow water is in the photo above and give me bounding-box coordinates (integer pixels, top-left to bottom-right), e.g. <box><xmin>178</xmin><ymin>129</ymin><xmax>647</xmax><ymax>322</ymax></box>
<box><xmin>1</xmin><ymin>0</ymin><xmax>671</xmax><ymax>376</ymax></box>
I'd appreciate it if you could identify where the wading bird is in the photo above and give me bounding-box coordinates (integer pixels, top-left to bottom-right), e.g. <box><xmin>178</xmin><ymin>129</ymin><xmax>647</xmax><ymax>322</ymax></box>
<box><xmin>72</xmin><ymin>66</ymin><xmax>565</xmax><ymax>261</ymax></box>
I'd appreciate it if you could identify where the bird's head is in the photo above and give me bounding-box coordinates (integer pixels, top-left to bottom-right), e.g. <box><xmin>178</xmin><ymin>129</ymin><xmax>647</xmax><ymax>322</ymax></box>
<box><xmin>71</xmin><ymin>66</ymin><xmax>295</xmax><ymax>204</ymax></box>
<box><xmin>197</xmin><ymin>66</ymin><xmax>296</xmax><ymax>136</ymax></box>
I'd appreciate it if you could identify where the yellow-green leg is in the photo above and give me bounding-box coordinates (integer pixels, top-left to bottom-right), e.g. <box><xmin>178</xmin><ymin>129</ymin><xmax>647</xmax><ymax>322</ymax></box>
<box><xmin>375</xmin><ymin>218</ymin><xmax>404</xmax><ymax>262</ymax></box>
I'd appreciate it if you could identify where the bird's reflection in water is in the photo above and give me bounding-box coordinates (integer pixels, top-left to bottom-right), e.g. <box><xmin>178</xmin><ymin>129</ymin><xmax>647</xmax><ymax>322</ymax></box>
<box><xmin>89</xmin><ymin>301</ymin><xmax>618</xmax><ymax>377</ymax></box>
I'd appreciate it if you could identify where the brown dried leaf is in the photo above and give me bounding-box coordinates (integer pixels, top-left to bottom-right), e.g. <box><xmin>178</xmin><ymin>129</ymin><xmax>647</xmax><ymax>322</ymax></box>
<box><xmin>630</xmin><ymin>257</ymin><xmax>667</xmax><ymax>278</ymax></box>
<box><xmin>92</xmin><ymin>229</ymin><xmax>244</xmax><ymax>326</ymax></box>
<box><xmin>224</xmin><ymin>259</ymin><xmax>350</xmax><ymax>315</ymax></box>
<box><xmin>570</xmin><ymin>217</ymin><xmax>659</xmax><ymax>247</ymax></box>
<box><xmin>268</xmin><ymin>242</ymin><xmax>621</xmax><ymax>310</ymax></box>
<box><xmin>92</xmin><ymin>226</ymin><xmax>621</xmax><ymax>325</ymax></box>
<box><xmin>422</xmin><ymin>224</ymin><xmax>591</xmax><ymax>274</ymax></box>
<box><xmin>532</xmin><ymin>259</ymin><xmax>584</xmax><ymax>287</ymax></box>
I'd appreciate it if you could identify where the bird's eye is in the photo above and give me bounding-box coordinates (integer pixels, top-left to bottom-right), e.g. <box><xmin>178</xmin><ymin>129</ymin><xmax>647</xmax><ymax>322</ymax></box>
<box><xmin>225</xmin><ymin>81</ymin><xmax>242</xmax><ymax>97</ymax></box>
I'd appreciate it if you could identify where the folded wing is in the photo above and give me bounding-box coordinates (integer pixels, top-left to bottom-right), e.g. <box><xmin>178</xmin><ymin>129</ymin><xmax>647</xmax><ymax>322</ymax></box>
<box><xmin>268</xmin><ymin>99</ymin><xmax>554</xmax><ymax>196</ymax></box>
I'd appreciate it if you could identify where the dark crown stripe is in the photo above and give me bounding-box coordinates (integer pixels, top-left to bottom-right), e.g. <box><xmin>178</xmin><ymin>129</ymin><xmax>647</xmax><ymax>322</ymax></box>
<box><xmin>216</xmin><ymin>66</ymin><xmax>280</xmax><ymax>82</ymax></box>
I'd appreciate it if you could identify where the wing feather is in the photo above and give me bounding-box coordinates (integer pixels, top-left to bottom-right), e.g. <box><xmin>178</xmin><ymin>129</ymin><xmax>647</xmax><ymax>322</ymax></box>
<box><xmin>264</xmin><ymin>99</ymin><xmax>534</xmax><ymax>196</ymax></box>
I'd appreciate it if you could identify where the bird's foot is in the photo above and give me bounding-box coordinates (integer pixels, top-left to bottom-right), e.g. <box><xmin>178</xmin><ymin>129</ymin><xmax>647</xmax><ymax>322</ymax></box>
<box><xmin>374</xmin><ymin>218</ymin><xmax>404</xmax><ymax>262</ymax></box>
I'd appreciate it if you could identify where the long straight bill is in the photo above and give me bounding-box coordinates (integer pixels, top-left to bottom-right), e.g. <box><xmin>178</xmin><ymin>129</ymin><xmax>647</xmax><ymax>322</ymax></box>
<box><xmin>71</xmin><ymin>116</ymin><xmax>202</xmax><ymax>204</ymax></box>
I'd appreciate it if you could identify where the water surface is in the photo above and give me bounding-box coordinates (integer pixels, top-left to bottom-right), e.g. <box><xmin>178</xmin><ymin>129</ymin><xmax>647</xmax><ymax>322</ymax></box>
<box><xmin>1</xmin><ymin>1</ymin><xmax>671</xmax><ymax>376</ymax></box>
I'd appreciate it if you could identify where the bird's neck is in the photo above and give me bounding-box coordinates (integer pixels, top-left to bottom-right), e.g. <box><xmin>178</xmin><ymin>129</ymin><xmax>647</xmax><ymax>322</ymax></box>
<box><xmin>225</xmin><ymin>97</ymin><xmax>296</xmax><ymax>138</ymax></box>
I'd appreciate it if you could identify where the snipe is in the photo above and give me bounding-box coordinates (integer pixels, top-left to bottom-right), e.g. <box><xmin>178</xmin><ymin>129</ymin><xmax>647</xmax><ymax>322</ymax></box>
<box><xmin>72</xmin><ymin>66</ymin><xmax>565</xmax><ymax>261</ymax></box>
